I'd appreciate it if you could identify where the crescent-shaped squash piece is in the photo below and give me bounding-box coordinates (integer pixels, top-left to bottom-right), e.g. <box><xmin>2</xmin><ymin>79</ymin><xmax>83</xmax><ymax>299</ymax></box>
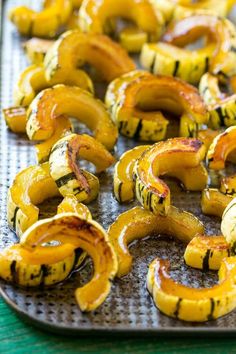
<box><xmin>162</xmin><ymin>15</ymin><xmax>236</xmax><ymax>78</ymax></box>
<box><xmin>134</xmin><ymin>138</ymin><xmax>207</xmax><ymax>215</ymax></box>
<box><xmin>49</xmin><ymin>133</ymin><xmax>115</xmax><ymax>201</ymax></box>
<box><xmin>14</xmin><ymin>64</ymin><xmax>93</xmax><ymax>108</ymax></box>
<box><xmin>109</xmin><ymin>74</ymin><xmax>208</xmax><ymax>140</ymax></box>
<box><xmin>221</xmin><ymin>198</ymin><xmax>236</xmax><ymax>250</ymax></box>
<box><xmin>3</xmin><ymin>106</ymin><xmax>27</xmax><ymax>134</ymax></box>
<box><xmin>20</xmin><ymin>213</ymin><xmax>118</xmax><ymax>311</ymax></box>
<box><xmin>9</xmin><ymin>0</ymin><xmax>72</xmax><ymax>38</ymax></box>
<box><xmin>26</xmin><ymin>85</ymin><xmax>118</xmax><ymax>150</ymax></box>
<box><xmin>207</xmin><ymin>126</ymin><xmax>236</xmax><ymax>170</ymax></box>
<box><xmin>184</xmin><ymin>235</ymin><xmax>230</xmax><ymax>271</ymax></box>
<box><xmin>147</xmin><ymin>257</ymin><xmax>236</xmax><ymax>322</ymax></box>
<box><xmin>113</xmin><ymin>145</ymin><xmax>150</xmax><ymax>203</ymax></box>
<box><xmin>108</xmin><ymin>206</ymin><xmax>204</xmax><ymax>277</ymax></box>
<box><xmin>140</xmin><ymin>42</ymin><xmax>214</xmax><ymax>85</ymax></box>
<box><xmin>7</xmin><ymin>162</ymin><xmax>96</xmax><ymax>236</ymax></box>
<box><xmin>44</xmin><ymin>31</ymin><xmax>136</xmax><ymax>84</ymax></box>
<box><xmin>57</xmin><ymin>194</ymin><xmax>92</xmax><ymax>220</ymax></box>
<box><xmin>78</xmin><ymin>0</ymin><xmax>163</xmax><ymax>46</ymax></box>
<box><xmin>201</xmin><ymin>188</ymin><xmax>233</xmax><ymax>217</ymax></box>
<box><xmin>220</xmin><ymin>175</ymin><xmax>236</xmax><ymax>196</ymax></box>
<box><xmin>199</xmin><ymin>73</ymin><xmax>236</xmax><ymax>129</ymax></box>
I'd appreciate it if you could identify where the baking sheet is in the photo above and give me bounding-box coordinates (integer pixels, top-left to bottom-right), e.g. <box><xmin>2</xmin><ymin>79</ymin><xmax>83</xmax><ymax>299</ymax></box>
<box><xmin>1</xmin><ymin>0</ymin><xmax>236</xmax><ymax>335</ymax></box>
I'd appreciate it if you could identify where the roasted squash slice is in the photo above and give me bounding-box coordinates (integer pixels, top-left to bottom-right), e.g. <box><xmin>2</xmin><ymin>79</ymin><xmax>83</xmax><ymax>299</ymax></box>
<box><xmin>20</xmin><ymin>213</ymin><xmax>118</xmax><ymax>311</ymax></box>
<box><xmin>108</xmin><ymin>205</ymin><xmax>204</xmax><ymax>277</ymax></box>
<box><xmin>57</xmin><ymin>194</ymin><xmax>92</xmax><ymax>220</ymax></box>
<box><xmin>0</xmin><ymin>243</ymin><xmax>86</xmax><ymax>287</ymax></box>
<box><xmin>207</xmin><ymin>126</ymin><xmax>236</xmax><ymax>170</ymax></box>
<box><xmin>114</xmin><ymin>145</ymin><xmax>150</xmax><ymax>203</ymax></box>
<box><xmin>9</xmin><ymin>0</ymin><xmax>72</xmax><ymax>38</ymax></box>
<box><xmin>23</xmin><ymin>38</ymin><xmax>54</xmax><ymax>64</ymax></box>
<box><xmin>118</xmin><ymin>27</ymin><xmax>148</xmax><ymax>53</ymax></box>
<box><xmin>199</xmin><ymin>73</ymin><xmax>236</xmax><ymax>129</ymax></box>
<box><xmin>14</xmin><ymin>64</ymin><xmax>93</xmax><ymax>108</ymax></box>
<box><xmin>220</xmin><ymin>175</ymin><xmax>236</xmax><ymax>196</ymax></box>
<box><xmin>198</xmin><ymin>128</ymin><xmax>220</xmax><ymax>151</ymax></box>
<box><xmin>49</xmin><ymin>133</ymin><xmax>115</xmax><ymax>202</ymax></box>
<box><xmin>35</xmin><ymin>116</ymin><xmax>72</xmax><ymax>164</ymax></box>
<box><xmin>7</xmin><ymin>162</ymin><xmax>95</xmax><ymax>236</ymax></box>
<box><xmin>3</xmin><ymin>106</ymin><xmax>27</xmax><ymax>134</ymax></box>
<box><xmin>44</xmin><ymin>30</ymin><xmax>136</xmax><ymax>84</ymax></box>
<box><xmin>152</xmin><ymin>0</ymin><xmax>230</xmax><ymax>23</ymax></box>
<box><xmin>134</xmin><ymin>138</ymin><xmax>206</xmax><ymax>215</ymax></box>
<box><xmin>78</xmin><ymin>0</ymin><xmax>163</xmax><ymax>46</ymax></box>
<box><xmin>163</xmin><ymin>15</ymin><xmax>236</xmax><ymax>78</ymax></box>
<box><xmin>184</xmin><ymin>235</ymin><xmax>230</xmax><ymax>271</ymax></box>
<box><xmin>26</xmin><ymin>85</ymin><xmax>118</xmax><ymax>150</ymax></box>
<box><xmin>140</xmin><ymin>42</ymin><xmax>214</xmax><ymax>85</ymax></box>
<box><xmin>201</xmin><ymin>188</ymin><xmax>233</xmax><ymax>218</ymax></box>
<box><xmin>147</xmin><ymin>257</ymin><xmax>236</xmax><ymax>322</ymax></box>
<box><xmin>221</xmin><ymin>198</ymin><xmax>236</xmax><ymax>250</ymax></box>
<box><xmin>109</xmin><ymin>74</ymin><xmax>208</xmax><ymax>140</ymax></box>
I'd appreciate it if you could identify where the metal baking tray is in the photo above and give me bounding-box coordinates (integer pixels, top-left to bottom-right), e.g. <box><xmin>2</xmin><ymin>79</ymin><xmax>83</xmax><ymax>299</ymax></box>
<box><xmin>1</xmin><ymin>0</ymin><xmax>236</xmax><ymax>335</ymax></box>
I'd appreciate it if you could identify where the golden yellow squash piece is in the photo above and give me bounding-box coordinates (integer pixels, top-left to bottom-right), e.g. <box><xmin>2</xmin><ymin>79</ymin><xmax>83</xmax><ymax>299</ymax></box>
<box><xmin>140</xmin><ymin>42</ymin><xmax>214</xmax><ymax>85</ymax></box>
<box><xmin>49</xmin><ymin>133</ymin><xmax>115</xmax><ymax>202</ymax></box>
<box><xmin>109</xmin><ymin>74</ymin><xmax>208</xmax><ymax>140</ymax></box>
<box><xmin>108</xmin><ymin>206</ymin><xmax>204</xmax><ymax>277</ymax></box>
<box><xmin>14</xmin><ymin>64</ymin><xmax>93</xmax><ymax>108</ymax></box>
<box><xmin>9</xmin><ymin>0</ymin><xmax>72</xmax><ymax>38</ymax></box>
<box><xmin>35</xmin><ymin>116</ymin><xmax>72</xmax><ymax>164</ymax></box>
<box><xmin>20</xmin><ymin>213</ymin><xmax>118</xmax><ymax>311</ymax></box>
<box><xmin>114</xmin><ymin>145</ymin><xmax>150</xmax><ymax>203</ymax></box>
<box><xmin>7</xmin><ymin>162</ymin><xmax>94</xmax><ymax>237</ymax></box>
<box><xmin>198</xmin><ymin>128</ymin><xmax>220</xmax><ymax>151</ymax></box>
<box><xmin>221</xmin><ymin>197</ymin><xmax>236</xmax><ymax>250</ymax></box>
<box><xmin>23</xmin><ymin>38</ymin><xmax>54</xmax><ymax>64</ymax></box>
<box><xmin>152</xmin><ymin>0</ymin><xmax>231</xmax><ymax>23</ymax></box>
<box><xmin>2</xmin><ymin>106</ymin><xmax>27</xmax><ymax>134</ymax></box>
<box><xmin>0</xmin><ymin>243</ymin><xmax>86</xmax><ymax>287</ymax></box>
<box><xmin>184</xmin><ymin>235</ymin><xmax>230</xmax><ymax>271</ymax></box>
<box><xmin>118</xmin><ymin>27</ymin><xmax>148</xmax><ymax>53</ymax></box>
<box><xmin>134</xmin><ymin>138</ymin><xmax>207</xmax><ymax>215</ymax></box>
<box><xmin>57</xmin><ymin>194</ymin><xmax>92</xmax><ymax>220</ymax></box>
<box><xmin>201</xmin><ymin>188</ymin><xmax>233</xmax><ymax>218</ymax></box>
<box><xmin>147</xmin><ymin>257</ymin><xmax>236</xmax><ymax>322</ymax></box>
<box><xmin>163</xmin><ymin>15</ymin><xmax>236</xmax><ymax>78</ymax></box>
<box><xmin>26</xmin><ymin>85</ymin><xmax>118</xmax><ymax>151</ymax></box>
<box><xmin>207</xmin><ymin>126</ymin><xmax>236</xmax><ymax>170</ymax></box>
<box><xmin>199</xmin><ymin>73</ymin><xmax>236</xmax><ymax>129</ymax></box>
<box><xmin>78</xmin><ymin>0</ymin><xmax>163</xmax><ymax>45</ymax></box>
<box><xmin>44</xmin><ymin>30</ymin><xmax>136</xmax><ymax>84</ymax></box>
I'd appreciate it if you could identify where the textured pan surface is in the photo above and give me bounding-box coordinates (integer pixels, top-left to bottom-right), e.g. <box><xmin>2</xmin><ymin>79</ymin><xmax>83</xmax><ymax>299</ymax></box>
<box><xmin>1</xmin><ymin>0</ymin><xmax>236</xmax><ymax>334</ymax></box>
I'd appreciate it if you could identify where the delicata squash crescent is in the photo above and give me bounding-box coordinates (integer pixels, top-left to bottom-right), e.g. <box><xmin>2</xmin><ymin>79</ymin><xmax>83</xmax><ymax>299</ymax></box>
<box><xmin>7</xmin><ymin>162</ymin><xmax>95</xmax><ymax>237</ymax></box>
<box><xmin>221</xmin><ymin>197</ymin><xmax>236</xmax><ymax>250</ymax></box>
<box><xmin>199</xmin><ymin>73</ymin><xmax>236</xmax><ymax>129</ymax></box>
<box><xmin>78</xmin><ymin>0</ymin><xmax>163</xmax><ymax>46</ymax></box>
<box><xmin>134</xmin><ymin>138</ymin><xmax>207</xmax><ymax>215</ymax></box>
<box><xmin>20</xmin><ymin>213</ymin><xmax>118</xmax><ymax>311</ymax></box>
<box><xmin>201</xmin><ymin>188</ymin><xmax>233</xmax><ymax>218</ymax></box>
<box><xmin>108</xmin><ymin>206</ymin><xmax>204</xmax><ymax>277</ymax></box>
<box><xmin>140</xmin><ymin>42</ymin><xmax>214</xmax><ymax>85</ymax></box>
<box><xmin>108</xmin><ymin>74</ymin><xmax>208</xmax><ymax>140</ymax></box>
<box><xmin>3</xmin><ymin>106</ymin><xmax>27</xmax><ymax>134</ymax></box>
<box><xmin>184</xmin><ymin>235</ymin><xmax>230</xmax><ymax>271</ymax></box>
<box><xmin>14</xmin><ymin>64</ymin><xmax>93</xmax><ymax>108</ymax></box>
<box><xmin>44</xmin><ymin>31</ymin><xmax>136</xmax><ymax>84</ymax></box>
<box><xmin>220</xmin><ymin>174</ymin><xmax>236</xmax><ymax>196</ymax></box>
<box><xmin>49</xmin><ymin>133</ymin><xmax>115</xmax><ymax>202</ymax></box>
<box><xmin>147</xmin><ymin>257</ymin><xmax>236</xmax><ymax>322</ymax></box>
<box><xmin>9</xmin><ymin>0</ymin><xmax>72</xmax><ymax>38</ymax></box>
<box><xmin>114</xmin><ymin>145</ymin><xmax>150</xmax><ymax>203</ymax></box>
<box><xmin>162</xmin><ymin>15</ymin><xmax>236</xmax><ymax>78</ymax></box>
<box><xmin>26</xmin><ymin>85</ymin><xmax>118</xmax><ymax>151</ymax></box>
<box><xmin>207</xmin><ymin>126</ymin><xmax>236</xmax><ymax>170</ymax></box>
